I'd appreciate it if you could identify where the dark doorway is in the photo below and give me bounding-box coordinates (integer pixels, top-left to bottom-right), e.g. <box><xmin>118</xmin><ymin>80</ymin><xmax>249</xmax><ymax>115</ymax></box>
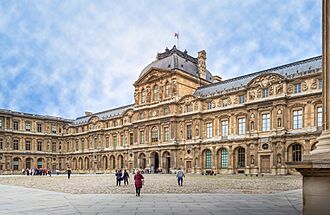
<box><xmin>154</xmin><ymin>152</ymin><xmax>159</xmax><ymax>171</ymax></box>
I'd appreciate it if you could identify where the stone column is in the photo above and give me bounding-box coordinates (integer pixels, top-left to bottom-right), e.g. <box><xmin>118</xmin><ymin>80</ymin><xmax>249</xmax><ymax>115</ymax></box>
<box><xmin>288</xmin><ymin>1</ymin><xmax>330</xmax><ymax>214</ymax></box>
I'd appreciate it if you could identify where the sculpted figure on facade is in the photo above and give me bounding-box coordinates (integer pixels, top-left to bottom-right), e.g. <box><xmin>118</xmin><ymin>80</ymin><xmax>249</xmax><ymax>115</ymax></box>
<box><xmin>276</xmin><ymin>83</ymin><xmax>283</xmax><ymax>94</ymax></box>
<box><xmin>146</xmin><ymin>86</ymin><xmax>151</xmax><ymax>103</ymax></box>
<box><xmin>171</xmin><ymin>80</ymin><xmax>177</xmax><ymax>96</ymax></box>
<box><xmin>249</xmin><ymin>90</ymin><xmax>256</xmax><ymax>100</ymax></box>
<box><xmin>134</xmin><ymin>91</ymin><xmax>139</xmax><ymax>104</ymax></box>
<box><xmin>269</xmin><ymin>86</ymin><xmax>274</xmax><ymax>96</ymax></box>
<box><xmin>287</xmin><ymin>84</ymin><xmax>294</xmax><ymax>94</ymax></box>
<box><xmin>159</xmin><ymin>83</ymin><xmax>163</xmax><ymax>100</ymax></box>
<box><xmin>302</xmin><ymin>81</ymin><xmax>308</xmax><ymax>91</ymax></box>
<box><xmin>311</xmin><ymin>78</ymin><xmax>318</xmax><ymax>89</ymax></box>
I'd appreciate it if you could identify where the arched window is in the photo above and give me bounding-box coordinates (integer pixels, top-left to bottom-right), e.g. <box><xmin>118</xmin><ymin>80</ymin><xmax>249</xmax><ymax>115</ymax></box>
<box><xmin>292</xmin><ymin>144</ymin><xmax>302</xmax><ymax>162</ymax></box>
<box><xmin>151</xmin><ymin>127</ymin><xmax>159</xmax><ymax>142</ymax></box>
<box><xmin>141</xmin><ymin>89</ymin><xmax>146</xmax><ymax>103</ymax></box>
<box><xmin>153</xmin><ymin>85</ymin><xmax>159</xmax><ymax>101</ymax></box>
<box><xmin>220</xmin><ymin>149</ymin><xmax>228</xmax><ymax>168</ymax></box>
<box><xmin>204</xmin><ymin>149</ymin><xmax>212</xmax><ymax>169</ymax></box>
<box><xmin>237</xmin><ymin>147</ymin><xmax>245</xmax><ymax>168</ymax></box>
<box><xmin>165</xmin><ymin>82</ymin><xmax>170</xmax><ymax>97</ymax></box>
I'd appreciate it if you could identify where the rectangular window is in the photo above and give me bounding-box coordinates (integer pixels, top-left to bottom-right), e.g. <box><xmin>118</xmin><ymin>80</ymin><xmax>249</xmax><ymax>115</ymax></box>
<box><xmin>263</xmin><ymin>88</ymin><xmax>269</xmax><ymax>98</ymax></box>
<box><xmin>0</xmin><ymin>138</ymin><xmax>3</xmax><ymax>149</ymax></box>
<box><xmin>0</xmin><ymin>119</ymin><xmax>2</xmax><ymax>128</ymax></box>
<box><xmin>238</xmin><ymin>118</ymin><xmax>246</xmax><ymax>135</ymax></box>
<box><xmin>221</xmin><ymin>120</ymin><xmax>229</xmax><ymax>138</ymax></box>
<box><xmin>206</xmin><ymin>122</ymin><xmax>213</xmax><ymax>138</ymax></box>
<box><xmin>25</xmin><ymin>121</ymin><xmax>31</xmax><ymax>131</ymax></box>
<box><xmin>51</xmin><ymin>124</ymin><xmax>57</xmax><ymax>134</ymax></box>
<box><xmin>37</xmin><ymin>141</ymin><xmax>42</xmax><ymax>151</ymax></box>
<box><xmin>13</xmin><ymin>121</ymin><xmax>19</xmax><ymax>130</ymax></box>
<box><xmin>113</xmin><ymin>135</ymin><xmax>117</xmax><ymax>146</ymax></box>
<box><xmin>239</xmin><ymin>95</ymin><xmax>245</xmax><ymax>104</ymax></box>
<box><xmin>293</xmin><ymin>110</ymin><xmax>303</xmax><ymax>129</ymax></box>
<box><xmin>140</xmin><ymin>131</ymin><xmax>145</xmax><ymax>144</ymax></box>
<box><xmin>130</xmin><ymin>133</ymin><xmax>134</xmax><ymax>145</ymax></box>
<box><xmin>121</xmin><ymin>134</ymin><xmax>124</xmax><ymax>146</ymax></box>
<box><xmin>319</xmin><ymin>79</ymin><xmax>323</xmax><ymax>89</ymax></box>
<box><xmin>25</xmin><ymin>140</ymin><xmax>31</xmax><ymax>150</ymax></box>
<box><xmin>13</xmin><ymin>139</ymin><xmax>19</xmax><ymax>150</ymax></box>
<box><xmin>151</xmin><ymin>128</ymin><xmax>158</xmax><ymax>142</ymax></box>
<box><xmin>52</xmin><ymin>142</ymin><xmax>57</xmax><ymax>152</ymax></box>
<box><xmin>317</xmin><ymin>107</ymin><xmax>323</xmax><ymax>128</ymax></box>
<box><xmin>262</xmin><ymin>113</ymin><xmax>271</xmax><ymax>131</ymax></box>
<box><xmin>187</xmin><ymin>125</ymin><xmax>192</xmax><ymax>140</ymax></box>
<box><xmin>294</xmin><ymin>83</ymin><xmax>301</xmax><ymax>94</ymax></box>
<box><xmin>37</xmin><ymin>123</ymin><xmax>42</xmax><ymax>133</ymax></box>
<box><xmin>164</xmin><ymin>127</ymin><xmax>169</xmax><ymax>141</ymax></box>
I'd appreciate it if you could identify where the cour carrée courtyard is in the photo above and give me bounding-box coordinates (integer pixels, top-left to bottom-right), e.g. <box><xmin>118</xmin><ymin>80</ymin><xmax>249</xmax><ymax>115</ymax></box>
<box><xmin>0</xmin><ymin>174</ymin><xmax>303</xmax><ymax>214</ymax></box>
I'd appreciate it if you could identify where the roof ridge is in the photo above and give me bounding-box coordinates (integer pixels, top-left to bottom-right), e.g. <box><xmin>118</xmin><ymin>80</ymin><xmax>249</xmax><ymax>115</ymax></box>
<box><xmin>75</xmin><ymin>104</ymin><xmax>134</xmax><ymax>120</ymax></box>
<box><xmin>196</xmin><ymin>55</ymin><xmax>322</xmax><ymax>91</ymax></box>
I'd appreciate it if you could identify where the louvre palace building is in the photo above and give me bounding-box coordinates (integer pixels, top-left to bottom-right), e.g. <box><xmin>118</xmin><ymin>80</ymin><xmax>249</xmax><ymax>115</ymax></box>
<box><xmin>0</xmin><ymin>46</ymin><xmax>323</xmax><ymax>175</ymax></box>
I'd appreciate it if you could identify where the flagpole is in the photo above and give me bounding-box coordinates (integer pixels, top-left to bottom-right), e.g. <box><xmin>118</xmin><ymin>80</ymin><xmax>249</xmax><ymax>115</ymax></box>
<box><xmin>177</xmin><ymin>31</ymin><xmax>179</xmax><ymax>49</ymax></box>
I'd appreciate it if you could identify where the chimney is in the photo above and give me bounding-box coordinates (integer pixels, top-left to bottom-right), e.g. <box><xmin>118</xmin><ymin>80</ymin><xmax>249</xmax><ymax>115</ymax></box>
<box><xmin>198</xmin><ymin>50</ymin><xmax>207</xmax><ymax>80</ymax></box>
<box><xmin>85</xmin><ymin>111</ymin><xmax>93</xmax><ymax>116</ymax></box>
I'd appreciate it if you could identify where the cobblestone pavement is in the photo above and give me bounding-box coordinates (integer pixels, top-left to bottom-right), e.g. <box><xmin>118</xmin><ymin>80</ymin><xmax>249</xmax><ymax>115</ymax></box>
<box><xmin>0</xmin><ymin>184</ymin><xmax>302</xmax><ymax>215</ymax></box>
<box><xmin>0</xmin><ymin>174</ymin><xmax>302</xmax><ymax>194</ymax></box>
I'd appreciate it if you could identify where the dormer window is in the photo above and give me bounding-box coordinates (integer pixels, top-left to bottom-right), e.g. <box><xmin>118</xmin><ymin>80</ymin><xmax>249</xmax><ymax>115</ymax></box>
<box><xmin>239</xmin><ymin>95</ymin><xmax>245</xmax><ymax>104</ymax></box>
<box><xmin>262</xmin><ymin>88</ymin><xmax>269</xmax><ymax>98</ymax></box>
<box><xmin>294</xmin><ymin>83</ymin><xmax>301</xmax><ymax>94</ymax></box>
<box><xmin>207</xmin><ymin>102</ymin><xmax>212</xmax><ymax>110</ymax></box>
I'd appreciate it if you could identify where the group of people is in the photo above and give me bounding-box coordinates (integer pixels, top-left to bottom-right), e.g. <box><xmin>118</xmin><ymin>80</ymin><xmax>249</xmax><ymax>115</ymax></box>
<box><xmin>114</xmin><ymin>168</ymin><xmax>185</xmax><ymax>196</ymax></box>
<box><xmin>21</xmin><ymin>168</ymin><xmax>52</xmax><ymax>176</ymax></box>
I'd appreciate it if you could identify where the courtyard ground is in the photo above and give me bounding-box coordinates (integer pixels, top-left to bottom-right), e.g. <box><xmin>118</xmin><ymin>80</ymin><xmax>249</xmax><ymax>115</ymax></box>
<box><xmin>0</xmin><ymin>173</ymin><xmax>302</xmax><ymax>194</ymax></box>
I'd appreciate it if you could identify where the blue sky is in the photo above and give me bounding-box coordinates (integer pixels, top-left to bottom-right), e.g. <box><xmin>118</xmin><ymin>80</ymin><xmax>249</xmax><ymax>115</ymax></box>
<box><xmin>0</xmin><ymin>0</ymin><xmax>322</xmax><ymax>119</ymax></box>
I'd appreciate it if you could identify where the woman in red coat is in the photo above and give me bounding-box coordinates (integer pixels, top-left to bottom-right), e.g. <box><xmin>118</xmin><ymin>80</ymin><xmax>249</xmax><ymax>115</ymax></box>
<box><xmin>134</xmin><ymin>170</ymin><xmax>144</xmax><ymax>196</ymax></box>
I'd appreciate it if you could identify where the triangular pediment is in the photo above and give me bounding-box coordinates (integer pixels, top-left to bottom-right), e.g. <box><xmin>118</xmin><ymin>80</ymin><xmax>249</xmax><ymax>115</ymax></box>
<box><xmin>134</xmin><ymin>67</ymin><xmax>173</xmax><ymax>86</ymax></box>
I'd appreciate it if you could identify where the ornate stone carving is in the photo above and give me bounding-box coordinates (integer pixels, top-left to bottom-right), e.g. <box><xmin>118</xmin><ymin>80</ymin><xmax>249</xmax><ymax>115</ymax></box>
<box><xmin>287</xmin><ymin>84</ymin><xmax>294</xmax><ymax>94</ymax></box>
<box><xmin>276</xmin><ymin>84</ymin><xmax>283</xmax><ymax>94</ymax></box>
<box><xmin>302</xmin><ymin>81</ymin><xmax>308</xmax><ymax>91</ymax></box>
<box><xmin>269</xmin><ymin>87</ymin><xmax>274</xmax><ymax>96</ymax></box>
<box><xmin>249</xmin><ymin>90</ymin><xmax>256</xmax><ymax>100</ymax></box>
<box><xmin>159</xmin><ymin>83</ymin><xmax>163</xmax><ymax>99</ymax></box>
<box><xmin>227</xmin><ymin>98</ymin><xmax>232</xmax><ymax>105</ymax></box>
<box><xmin>146</xmin><ymin>86</ymin><xmax>151</xmax><ymax>102</ymax></box>
<box><xmin>171</xmin><ymin>80</ymin><xmax>177</xmax><ymax>96</ymax></box>
<box><xmin>250</xmin><ymin>74</ymin><xmax>282</xmax><ymax>88</ymax></box>
<box><xmin>311</xmin><ymin>79</ymin><xmax>318</xmax><ymax>89</ymax></box>
<box><xmin>257</xmin><ymin>88</ymin><xmax>262</xmax><ymax>98</ymax></box>
<box><xmin>234</xmin><ymin>96</ymin><xmax>239</xmax><ymax>104</ymax></box>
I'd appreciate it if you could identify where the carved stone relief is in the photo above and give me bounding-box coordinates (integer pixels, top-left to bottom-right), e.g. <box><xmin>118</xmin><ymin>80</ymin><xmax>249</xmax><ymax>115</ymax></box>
<box><xmin>302</xmin><ymin>81</ymin><xmax>308</xmax><ymax>91</ymax></box>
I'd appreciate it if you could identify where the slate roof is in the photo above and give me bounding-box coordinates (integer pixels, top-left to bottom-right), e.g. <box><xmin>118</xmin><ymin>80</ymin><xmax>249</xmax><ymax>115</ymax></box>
<box><xmin>0</xmin><ymin>109</ymin><xmax>72</xmax><ymax>122</ymax></box>
<box><xmin>71</xmin><ymin>104</ymin><xmax>134</xmax><ymax>126</ymax></box>
<box><xmin>194</xmin><ymin>56</ymin><xmax>322</xmax><ymax>97</ymax></box>
<box><xmin>139</xmin><ymin>46</ymin><xmax>213</xmax><ymax>82</ymax></box>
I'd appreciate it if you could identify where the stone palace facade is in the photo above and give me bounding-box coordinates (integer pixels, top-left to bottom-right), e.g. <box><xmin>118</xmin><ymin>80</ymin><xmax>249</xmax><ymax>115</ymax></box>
<box><xmin>0</xmin><ymin>46</ymin><xmax>323</xmax><ymax>175</ymax></box>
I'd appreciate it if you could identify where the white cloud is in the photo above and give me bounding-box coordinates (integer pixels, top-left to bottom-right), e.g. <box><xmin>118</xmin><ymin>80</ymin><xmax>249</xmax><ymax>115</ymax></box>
<box><xmin>0</xmin><ymin>0</ymin><xmax>322</xmax><ymax>118</ymax></box>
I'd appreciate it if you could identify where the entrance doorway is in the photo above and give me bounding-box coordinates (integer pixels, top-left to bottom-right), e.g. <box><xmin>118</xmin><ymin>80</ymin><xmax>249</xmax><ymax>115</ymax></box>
<box><xmin>150</xmin><ymin>152</ymin><xmax>159</xmax><ymax>173</ymax></box>
<box><xmin>163</xmin><ymin>151</ymin><xmax>171</xmax><ymax>173</ymax></box>
<box><xmin>186</xmin><ymin>161</ymin><xmax>192</xmax><ymax>173</ymax></box>
<box><xmin>260</xmin><ymin>155</ymin><xmax>271</xmax><ymax>173</ymax></box>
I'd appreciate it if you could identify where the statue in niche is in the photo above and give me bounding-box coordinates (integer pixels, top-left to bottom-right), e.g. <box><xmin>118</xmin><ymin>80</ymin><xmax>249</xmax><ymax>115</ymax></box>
<box><xmin>234</xmin><ymin>96</ymin><xmax>239</xmax><ymax>104</ymax></box>
<box><xmin>194</xmin><ymin>102</ymin><xmax>199</xmax><ymax>111</ymax></box>
<box><xmin>277</xmin><ymin>155</ymin><xmax>282</xmax><ymax>164</ymax></box>
<box><xmin>251</xmin><ymin>121</ymin><xmax>255</xmax><ymax>130</ymax></box>
<box><xmin>195</xmin><ymin>124</ymin><xmax>199</xmax><ymax>136</ymax></box>
<box><xmin>278</xmin><ymin>118</ymin><xmax>282</xmax><ymax>127</ymax></box>
<box><xmin>171</xmin><ymin>80</ymin><xmax>177</xmax><ymax>96</ymax></box>
<box><xmin>134</xmin><ymin>91</ymin><xmax>139</xmax><ymax>104</ymax></box>
<box><xmin>287</xmin><ymin>84</ymin><xmax>294</xmax><ymax>94</ymax></box>
<box><xmin>251</xmin><ymin>155</ymin><xmax>255</xmax><ymax>165</ymax></box>
<box><xmin>146</xmin><ymin>87</ymin><xmax>151</xmax><ymax>103</ymax></box>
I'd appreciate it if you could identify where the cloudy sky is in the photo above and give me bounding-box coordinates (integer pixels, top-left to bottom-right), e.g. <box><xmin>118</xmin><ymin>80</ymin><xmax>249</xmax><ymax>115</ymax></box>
<box><xmin>0</xmin><ymin>0</ymin><xmax>322</xmax><ymax>119</ymax></box>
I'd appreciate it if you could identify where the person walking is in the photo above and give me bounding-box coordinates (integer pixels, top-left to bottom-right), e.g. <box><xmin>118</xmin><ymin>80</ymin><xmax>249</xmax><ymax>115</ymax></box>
<box><xmin>115</xmin><ymin>169</ymin><xmax>123</xmax><ymax>186</ymax></box>
<box><xmin>123</xmin><ymin>169</ymin><xmax>130</xmax><ymax>185</ymax></box>
<box><xmin>67</xmin><ymin>167</ymin><xmax>72</xmax><ymax>179</ymax></box>
<box><xmin>134</xmin><ymin>170</ymin><xmax>144</xmax><ymax>197</ymax></box>
<box><xmin>176</xmin><ymin>168</ymin><xmax>185</xmax><ymax>186</ymax></box>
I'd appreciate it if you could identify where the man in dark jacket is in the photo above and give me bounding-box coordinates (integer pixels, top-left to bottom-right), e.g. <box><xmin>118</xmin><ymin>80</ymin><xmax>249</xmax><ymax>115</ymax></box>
<box><xmin>115</xmin><ymin>169</ymin><xmax>123</xmax><ymax>186</ymax></box>
<box><xmin>123</xmin><ymin>169</ymin><xmax>130</xmax><ymax>185</ymax></box>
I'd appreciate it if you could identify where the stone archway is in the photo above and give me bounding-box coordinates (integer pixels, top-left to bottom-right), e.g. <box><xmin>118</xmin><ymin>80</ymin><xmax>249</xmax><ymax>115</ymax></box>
<box><xmin>150</xmin><ymin>151</ymin><xmax>159</xmax><ymax>173</ymax></box>
<box><xmin>102</xmin><ymin>156</ymin><xmax>108</xmax><ymax>170</ymax></box>
<box><xmin>117</xmin><ymin>155</ymin><xmax>124</xmax><ymax>169</ymax></box>
<box><xmin>78</xmin><ymin>157</ymin><xmax>83</xmax><ymax>170</ymax></box>
<box><xmin>163</xmin><ymin>151</ymin><xmax>171</xmax><ymax>173</ymax></box>
<box><xmin>138</xmin><ymin>153</ymin><xmax>146</xmax><ymax>170</ymax></box>
<box><xmin>25</xmin><ymin>158</ymin><xmax>33</xmax><ymax>170</ymax></box>
<box><xmin>84</xmin><ymin>157</ymin><xmax>90</xmax><ymax>170</ymax></box>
